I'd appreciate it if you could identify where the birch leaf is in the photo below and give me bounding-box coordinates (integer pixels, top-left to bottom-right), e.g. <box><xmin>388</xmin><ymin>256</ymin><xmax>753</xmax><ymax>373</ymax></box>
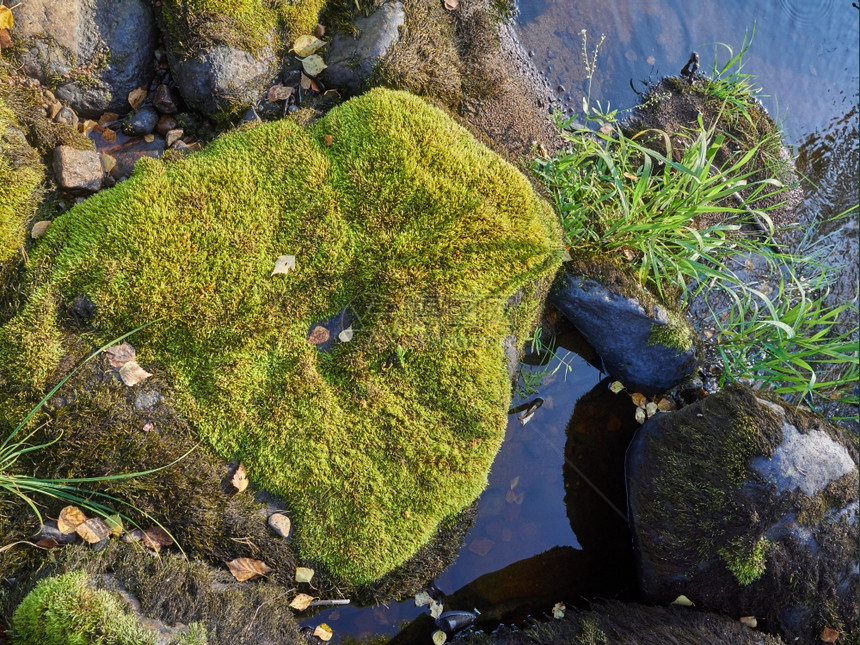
<box><xmin>609</xmin><ymin>381</ymin><xmax>624</xmax><ymax>393</ymax></box>
<box><xmin>299</xmin><ymin>54</ymin><xmax>327</xmax><ymax>76</ymax></box>
<box><xmin>226</xmin><ymin>557</ymin><xmax>272</xmax><ymax>581</ymax></box>
<box><xmin>289</xmin><ymin>592</ymin><xmax>314</xmax><ymax>610</ymax></box>
<box><xmin>231</xmin><ymin>462</ymin><xmax>249</xmax><ymax>493</ymax></box>
<box><xmin>58</xmin><ymin>506</ymin><xmax>87</xmax><ymax>534</ymax></box>
<box><xmin>432</xmin><ymin>631</ymin><xmax>447</xmax><ymax>645</ymax></box>
<box><xmin>271</xmin><ymin>255</ymin><xmax>296</xmax><ymax>276</ymax></box>
<box><xmin>31</xmin><ymin>221</ymin><xmax>51</xmax><ymax>239</ymax></box>
<box><xmin>631</xmin><ymin>392</ymin><xmax>647</xmax><ymax>408</ymax></box>
<box><xmin>293</xmin><ymin>35</ymin><xmax>326</xmax><ymax>57</ymax></box>
<box><xmin>295</xmin><ymin>566</ymin><xmax>314</xmax><ymax>583</ymax></box>
<box><xmin>414</xmin><ymin>591</ymin><xmax>432</xmax><ymax>606</ymax></box>
<box><xmin>671</xmin><ymin>595</ymin><xmax>694</xmax><ymax>606</ymax></box>
<box><xmin>119</xmin><ymin>361</ymin><xmax>152</xmax><ymax>386</ymax></box>
<box><xmin>0</xmin><ymin>7</ymin><xmax>13</xmax><ymax>30</ymax></box>
<box><xmin>128</xmin><ymin>87</ymin><xmax>147</xmax><ymax>109</ymax></box>
<box><xmin>312</xmin><ymin>624</ymin><xmax>333</xmax><ymax>642</ymax></box>
<box><xmin>76</xmin><ymin>517</ymin><xmax>111</xmax><ymax>543</ymax></box>
<box><xmin>105</xmin><ymin>342</ymin><xmax>136</xmax><ymax>368</ymax></box>
<box><xmin>429</xmin><ymin>600</ymin><xmax>444</xmax><ymax>619</ymax></box>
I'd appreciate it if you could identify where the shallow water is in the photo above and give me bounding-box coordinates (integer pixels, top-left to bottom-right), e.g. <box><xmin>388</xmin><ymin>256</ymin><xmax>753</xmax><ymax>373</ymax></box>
<box><xmin>304</xmin><ymin>3</ymin><xmax>859</xmax><ymax>641</ymax></box>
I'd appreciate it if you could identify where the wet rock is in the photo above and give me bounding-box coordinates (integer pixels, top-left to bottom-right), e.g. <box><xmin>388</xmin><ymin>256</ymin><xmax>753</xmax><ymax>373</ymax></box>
<box><xmin>436</xmin><ymin>610</ymin><xmax>476</xmax><ymax>635</ymax></box>
<box><xmin>549</xmin><ymin>262</ymin><xmax>697</xmax><ymax>393</ymax></box>
<box><xmin>155</xmin><ymin>114</ymin><xmax>177</xmax><ymax>136</ymax></box>
<box><xmin>626</xmin><ymin>385</ymin><xmax>858</xmax><ymax>643</ymax></box>
<box><xmin>32</xmin><ymin>521</ymin><xmax>78</xmax><ymax>545</ymax></box>
<box><xmin>53</xmin><ymin>106</ymin><xmax>78</xmax><ymax>130</ymax></box>
<box><xmin>133</xmin><ymin>389</ymin><xmax>163</xmax><ymax>411</ymax></box>
<box><xmin>324</xmin><ymin>1</ymin><xmax>405</xmax><ymax>94</ymax></box>
<box><xmin>123</xmin><ymin>106</ymin><xmax>159</xmax><ymax>136</ymax></box>
<box><xmin>14</xmin><ymin>0</ymin><xmax>156</xmax><ymax>117</ymax></box>
<box><xmin>53</xmin><ymin>145</ymin><xmax>103</xmax><ymax>193</ymax></box>
<box><xmin>104</xmin><ymin>137</ymin><xmax>166</xmax><ymax>179</ymax></box>
<box><xmin>168</xmin><ymin>45</ymin><xmax>277</xmax><ymax>117</ymax></box>
<box><xmin>151</xmin><ymin>83</ymin><xmax>179</xmax><ymax>114</ymax></box>
<box><xmin>241</xmin><ymin>106</ymin><xmax>262</xmax><ymax>123</ymax></box>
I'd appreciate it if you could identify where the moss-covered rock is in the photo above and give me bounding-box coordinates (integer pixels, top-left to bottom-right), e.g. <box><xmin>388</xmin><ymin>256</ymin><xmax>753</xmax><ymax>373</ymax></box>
<box><xmin>0</xmin><ymin>88</ymin><xmax>562</xmax><ymax>584</ymax></box>
<box><xmin>626</xmin><ymin>385</ymin><xmax>859</xmax><ymax>643</ymax></box>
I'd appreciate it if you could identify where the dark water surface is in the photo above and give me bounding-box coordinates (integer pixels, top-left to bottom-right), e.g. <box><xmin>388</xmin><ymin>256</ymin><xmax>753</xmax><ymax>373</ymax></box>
<box><xmin>305</xmin><ymin>3</ymin><xmax>858</xmax><ymax>641</ymax></box>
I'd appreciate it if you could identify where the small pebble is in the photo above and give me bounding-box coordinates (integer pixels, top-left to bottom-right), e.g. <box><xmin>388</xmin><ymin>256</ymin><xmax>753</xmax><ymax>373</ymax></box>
<box><xmin>156</xmin><ymin>113</ymin><xmax>177</xmax><ymax>136</ymax></box>
<box><xmin>124</xmin><ymin>106</ymin><xmax>159</xmax><ymax>136</ymax></box>
<box><xmin>152</xmin><ymin>83</ymin><xmax>179</xmax><ymax>113</ymax></box>
<box><xmin>528</xmin><ymin>50</ymin><xmax>535</xmax><ymax>57</ymax></box>
<box><xmin>53</xmin><ymin>106</ymin><xmax>78</xmax><ymax>130</ymax></box>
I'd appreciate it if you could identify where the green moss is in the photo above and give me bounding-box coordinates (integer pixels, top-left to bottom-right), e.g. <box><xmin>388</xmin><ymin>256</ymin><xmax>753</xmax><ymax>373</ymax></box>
<box><xmin>11</xmin><ymin>571</ymin><xmax>155</xmax><ymax>645</ymax></box>
<box><xmin>0</xmin><ymin>88</ymin><xmax>562</xmax><ymax>584</ymax></box>
<box><xmin>169</xmin><ymin>622</ymin><xmax>209</xmax><ymax>645</ymax></box>
<box><xmin>647</xmin><ymin>307</ymin><xmax>693</xmax><ymax>351</ymax></box>
<box><xmin>719</xmin><ymin>536</ymin><xmax>770</xmax><ymax>586</ymax></box>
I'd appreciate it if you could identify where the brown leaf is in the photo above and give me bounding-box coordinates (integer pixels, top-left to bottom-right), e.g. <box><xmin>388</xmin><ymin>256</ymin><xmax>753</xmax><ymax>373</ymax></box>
<box><xmin>231</xmin><ymin>462</ymin><xmax>249</xmax><ymax>493</ymax></box>
<box><xmin>98</xmin><ymin>112</ymin><xmax>120</xmax><ymax>125</ymax></box>
<box><xmin>0</xmin><ymin>29</ymin><xmax>12</xmax><ymax>49</ymax></box>
<box><xmin>142</xmin><ymin>421</ymin><xmax>154</xmax><ymax>432</ymax></box>
<box><xmin>128</xmin><ymin>87</ymin><xmax>147</xmax><ymax>109</ymax></box>
<box><xmin>101</xmin><ymin>128</ymin><xmax>117</xmax><ymax>143</ymax></box>
<box><xmin>35</xmin><ymin>538</ymin><xmax>61</xmax><ymax>548</ymax></box>
<box><xmin>307</xmin><ymin>326</ymin><xmax>330</xmax><ymax>344</ymax></box>
<box><xmin>118</xmin><ymin>361</ymin><xmax>152</xmax><ymax>386</ymax></box>
<box><xmin>289</xmin><ymin>592</ymin><xmax>314</xmax><ymax>610</ymax></box>
<box><xmin>324</xmin><ymin>134</ymin><xmax>333</xmax><ymax>147</ymax></box>
<box><xmin>226</xmin><ymin>557</ymin><xmax>272</xmax><ymax>581</ymax></box>
<box><xmin>0</xmin><ymin>6</ymin><xmax>13</xmax><ymax>30</ymax></box>
<box><xmin>31</xmin><ymin>221</ymin><xmax>51</xmax><ymax>239</ymax></box>
<box><xmin>267</xmin><ymin>84</ymin><xmax>293</xmax><ymax>102</ymax></box>
<box><xmin>631</xmin><ymin>392</ymin><xmax>648</xmax><ymax>409</ymax></box>
<box><xmin>444</xmin><ymin>0</ymin><xmax>459</xmax><ymax>10</ymax></box>
<box><xmin>57</xmin><ymin>505</ymin><xmax>87</xmax><ymax>534</ymax></box>
<box><xmin>309</xmin><ymin>78</ymin><xmax>321</xmax><ymax>92</ymax></box>
<box><xmin>76</xmin><ymin>517</ymin><xmax>111</xmax><ymax>543</ymax></box>
<box><xmin>295</xmin><ymin>566</ymin><xmax>314</xmax><ymax>583</ymax></box>
<box><xmin>105</xmin><ymin>342</ymin><xmax>136</xmax><ymax>368</ymax></box>
<box><xmin>314</xmin><ymin>23</ymin><xmax>326</xmax><ymax>38</ymax></box>
<box><xmin>468</xmin><ymin>537</ymin><xmax>494</xmax><ymax>556</ymax></box>
<box><xmin>142</xmin><ymin>526</ymin><xmax>173</xmax><ymax>551</ymax></box>
<box><xmin>820</xmin><ymin>627</ymin><xmax>840</xmax><ymax>643</ymax></box>
<box><xmin>657</xmin><ymin>397</ymin><xmax>677</xmax><ymax>411</ymax></box>
<box><xmin>312</xmin><ymin>624</ymin><xmax>333</xmax><ymax>642</ymax></box>
<box><xmin>300</xmin><ymin>73</ymin><xmax>312</xmax><ymax>91</ymax></box>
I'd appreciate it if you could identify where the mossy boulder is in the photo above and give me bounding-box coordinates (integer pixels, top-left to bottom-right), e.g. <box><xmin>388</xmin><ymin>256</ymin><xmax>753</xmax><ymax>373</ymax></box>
<box><xmin>626</xmin><ymin>385</ymin><xmax>858</xmax><ymax>643</ymax></box>
<box><xmin>0</xmin><ymin>88</ymin><xmax>562</xmax><ymax>585</ymax></box>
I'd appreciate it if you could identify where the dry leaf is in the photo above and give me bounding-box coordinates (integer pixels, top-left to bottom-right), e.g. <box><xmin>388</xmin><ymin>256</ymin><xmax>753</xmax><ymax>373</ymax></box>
<box><xmin>31</xmin><ymin>221</ymin><xmax>51</xmax><ymax>239</ymax></box>
<box><xmin>289</xmin><ymin>592</ymin><xmax>314</xmax><ymax>610</ymax></box>
<box><xmin>609</xmin><ymin>381</ymin><xmax>624</xmax><ymax>394</ymax></box>
<box><xmin>268</xmin><ymin>512</ymin><xmax>291</xmax><ymax>538</ymax></box>
<box><xmin>309</xmin><ymin>78</ymin><xmax>321</xmax><ymax>92</ymax></box>
<box><xmin>324</xmin><ymin>134</ymin><xmax>333</xmax><ymax>147</ymax></box>
<box><xmin>128</xmin><ymin>87</ymin><xmax>147</xmax><ymax>109</ymax></box>
<box><xmin>657</xmin><ymin>397</ymin><xmax>677</xmax><ymax>411</ymax></box>
<box><xmin>76</xmin><ymin>517</ymin><xmax>111</xmax><ymax>544</ymax></box>
<box><xmin>98</xmin><ymin>112</ymin><xmax>120</xmax><ymax>125</ymax></box>
<box><xmin>444</xmin><ymin>0</ymin><xmax>459</xmax><ymax>10</ymax></box>
<box><xmin>820</xmin><ymin>627</ymin><xmax>840</xmax><ymax>643</ymax></box>
<box><xmin>337</xmin><ymin>325</ymin><xmax>353</xmax><ymax>342</ymax></box>
<box><xmin>144</xmin><ymin>134</ymin><xmax>155</xmax><ymax>143</ymax></box>
<box><xmin>0</xmin><ymin>6</ymin><xmax>13</xmax><ymax>30</ymax></box>
<box><xmin>468</xmin><ymin>537</ymin><xmax>494</xmax><ymax>556</ymax></box>
<box><xmin>102</xmin><ymin>128</ymin><xmax>117</xmax><ymax>143</ymax></box>
<box><xmin>671</xmin><ymin>595</ymin><xmax>694</xmax><ymax>607</ymax></box>
<box><xmin>635</xmin><ymin>407</ymin><xmax>646</xmax><ymax>424</ymax></box>
<box><xmin>119</xmin><ymin>361</ymin><xmax>152</xmax><ymax>386</ymax></box>
<box><xmin>293</xmin><ymin>35</ymin><xmax>327</xmax><ymax>57</ymax></box>
<box><xmin>307</xmin><ymin>326</ymin><xmax>330</xmax><ymax>344</ymax></box>
<box><xmin>739</xmin><ymin>616</ymin><xmax>757</xmax><ymax>628</ymax></box>
<box><xmin>631</xmin><ymin>392</ymin><xmax>647</xmax><ymax>408</ymax></box>
<box><xmin>622</xmin><ymin>248</ymin><xmax>636</xmax><ymax>261</ymax></box>
<box><xmin>300</xmin><ymin>73</ymin><xmax>312</xmax><ymax>90</ymax></box>
<box><xmin>81</xmin><ymin>119</ymin><xmax>99</xmax><ymax>134</ymax></box>
<box><xmin>312</xmin><ymin>624</ymin><xmax>333</xmax><ymax>642</ymax></box>
<box><xmin>645</xmin><ymin>401</ymin><xmax>658</xmax><ymax>418</ymax></box>
<box><xmin>58</xmin><ymin>506</ymin><xmax>88</xmax><ymax>534</ymax></box>
<box><xmin>104</xmin><ymin>515</ymin><xmax>123</xmax><ymax>538</ymax></box>
<box><xmin>552</xmin><ymin>602</ymin><xmax>566</xmax><ymax>619</ymax></box>
<box><xmin>35</xmin><ymin>538</ymin><xmax>61</xmax><ymax>548</ymax></box>
<box><xmin>623</xmin><ymin>172</ymin><xmax>637</xmax><ymax>180</ymax></box>
<box><xmin>105</xmin><ymin>342</ymin><xmax>136</xmax><ymax>368</ymax></box>
<box><xmin>102</xmin><ymin>153</ymin><xmax>117</xmax><ymax>174</ymax></box>
<box><xmin>429</xmin><ymin>600</ymin><xmax>444</xmax><ymax>619</ymax></box>
<box><xmin>314</xmin><ymin>23</ymin><xmax>326</xmax><ymax>37</ymax></box>
<box><xmin>231</xmin><ymin>462</ymin><xmax>249</xmax><ymax>493</ymax></box>
<box><xmin>271</xmin><ymin>254</ymin><xmax>296</xmax><ymax>276</ymax></box>
<box><xmin>414</xmin><ymin>591</ymin><xmax>432</xmax><ymax>607</ymax></box>
<box><xmin>226</xmin><ymin>557</ymin><xmax>272</xmax><ymax>581</ymax></box>
<box><xmin>505</xmin><ymin>489</ymin><xmax>524</xmax><ymax>504</ymax></box>
<box><xmin>267</xmin><ymin>84</ymin><xmax>293</xmax><ymax>102</ymax></box>
<box><xmin>299</xmin><ymin>54</ymin><xmax>327</xmax><ymax>76</ymax></box>
<box><xmin>510</xmin><ymin>476</ymin><xmax>520</xmax><ymax>489</ymax></box>
<box><xmin>0</xmin><ymin>29</ymin><xmax>11</xmax><ymax>49</ymax></box>
<box><xmin>143</xmin><ymin>527</ymin><xmax>173</xmax><ymax>551</ymax></box>
<box><xmin>295</xmin><ymin>566</ymin><xmax>314</xmax><ymax>583</ymax></box>
<box><xmin>432</xmin><ymin>630</ymin><xmax>447</xmax><ymax>645</ymax></box>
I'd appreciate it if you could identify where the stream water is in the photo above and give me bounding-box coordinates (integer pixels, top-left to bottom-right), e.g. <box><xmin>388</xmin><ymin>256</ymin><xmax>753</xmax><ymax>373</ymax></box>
<box><xmin>304</xmin><ymin>2</ymin><xmax>859</xmax><ymax>641</ymax></box>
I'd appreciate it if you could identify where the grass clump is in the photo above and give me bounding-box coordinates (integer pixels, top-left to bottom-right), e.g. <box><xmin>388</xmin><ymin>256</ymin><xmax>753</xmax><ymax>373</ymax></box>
<box><xmin>10</xmin><ymin>571</ymin><xmax>155</xmax><ymax>645</ymax></box>
<box><xmin>0</xmin><ymin>88</ymin><xmax>562</xmax><ymax>584</ymax></box>
<box><xmin>533</xmin><ymin>35</ymin><xmax>858</xmax><ymax>408</ymax></box>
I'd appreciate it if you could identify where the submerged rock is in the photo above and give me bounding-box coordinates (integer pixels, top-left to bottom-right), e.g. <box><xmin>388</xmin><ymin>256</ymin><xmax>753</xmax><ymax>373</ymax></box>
<box><xmin>626</xmin><ymin>385</ymin><xmax>858</xmax><ymax>643</ymax></box>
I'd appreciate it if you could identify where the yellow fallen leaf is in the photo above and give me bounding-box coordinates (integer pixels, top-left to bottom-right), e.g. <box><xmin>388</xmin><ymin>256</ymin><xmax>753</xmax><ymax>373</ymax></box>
<box><xmin>128</xmin><ymin>87</ymin><xmax>147</xmax><ymax>109</ymax></box>
<box><xmin>226</xmin><ymin>557</ymin><xmax>272</xmax><ymax>581</ymax></box>
<box><xmin>739</xmin><ymin>616</ymin><xmax>757</xmax><ymax>628</ymax></box>
<box><xmin>295</xmin><ymin>566</ymin><xmax>314</xmax><ymax>583</ymax></box>
<box><xmin>102</xmin><ymin>153</ymin><xmax>117</xmax><ymax>174</ymax></box>
<box><xmin>609</xmin><ymin>381</ymin><xmax>624</xmax><ymax>394</ymax></box>
<box><xmin>623</xmin><ymin>172</ymin><xmax>637</xmax><ymax>180</ymax></box>
<box><xmin>76</xmin><ymin>517</ymin><xmax>111</xmax><ymax>543</ymax></box>
<box><xmin>231</xmin><ymin>462</ymin><xmax>248</xmax><ymax>493</ymax></box>
<box><xmin>820</xmin><ymin>626</ymin><xmax>839</xmax><ymax>642</ymax></box>
<box><xmin>429</xmin><ymin>600</ymin><xmax>444</xmax><ymax>619</ymax></box>
<box><xmin>57</xmin><ymin>505</ymin><xmax>87</xmax><ymax>534</ymax></box>
<box><xmin>631</xmin><ymin>392</ymin><xmax>647</xmax><ymax>408</ymax></box>
<box><xmin>144</xmin><ymin>134</ymin><xmax>155</xmax><ymax>143</ymax></box>
<box><xmin>289</xmin><ymin>592</ymin><xmax>314</xmax><ymax>610</ymax></box>
<box><xmin>118</xmin><ymin>361</ymin><xmax>152</xmax><ymax>386</ymax></box>
<box><xmin>671</xmin><ymin>594</ymin><xmax>694</xmax><ymax>606</ymax></box>
<box><xmin>31</xmin><ymin>221</ymin><xmax>51</xmax><ymax>239</ymax></box>
<box><xmin>299</xmin><ymin>54</ymin><xmax>327</xmax><ymax>76</ymax></box>
<box><xmin>432</xmin><ymin>631</ymin><xmax>447</xmax><ymax>645</ymax></box>
<box><xmin>657</xmin><ymin>397</ymin><xmax>677</xmax><ymax>411</ymax></box>
<box><xmin>312</xmin><ymin>624</ymin><xmax>333</xmax><ymax>642</ymax></box>
<box><xmin>104</xmin><ymin>514</ymin><xmax>123</xmax><ymax>538</ymax></box>
<box><xmin>292</xmin><ymin>35</ymin><xmax>327</xmax><ymax>57</ymax></box>
<box><xmin>271</xmin><ymin>254</ymin><xmax>296</xmax><ymax>276</ymax></box>
<box><xmin>0</xmin><ymin>6</ymin><xmax>13</xmax><ymax>30</ymax></box>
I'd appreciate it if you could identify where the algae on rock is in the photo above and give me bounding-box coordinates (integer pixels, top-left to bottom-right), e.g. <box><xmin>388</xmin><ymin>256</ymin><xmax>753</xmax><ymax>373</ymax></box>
<box><xmin>0</xmin><ymin>88</ymin><xmax>563</xmax><ymax>584</ymax></box>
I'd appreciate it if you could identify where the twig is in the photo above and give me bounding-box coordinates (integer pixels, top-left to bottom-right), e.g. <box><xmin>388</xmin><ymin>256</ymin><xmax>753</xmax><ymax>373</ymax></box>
<box><xmin>308</xmin><ymin>599</ymin><xmax>351</xmax><ymax>608</ymax></box>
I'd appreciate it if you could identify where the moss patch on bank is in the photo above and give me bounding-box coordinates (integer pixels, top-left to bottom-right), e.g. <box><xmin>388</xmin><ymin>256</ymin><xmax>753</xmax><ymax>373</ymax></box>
<box><xmin>0</xmin><ymin>88</ymin><xmax>562</xmax><ymax>584</ymax></box>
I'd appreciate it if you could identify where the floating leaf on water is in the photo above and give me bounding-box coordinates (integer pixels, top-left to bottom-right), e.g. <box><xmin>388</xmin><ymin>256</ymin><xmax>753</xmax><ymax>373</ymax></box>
<box><xmin>609</xmin><ymin>381</ymin><xmax>624</xmax><ymax>394</ymax></box>
<box><xmin>337</xmin><ymin>325</ymin><xmax>353</xmax><ymax>342</ymax></box>
<box><xmin>505</xmin><ymin>489</ymin><xmax>524</xmax><ymax>505</ymax></box>
<box><xmin>57</xmin><ymin>506</ymin><xmax>87</xmax><ymax>534</ymax></box>
<box><xmin>552</xmin><ymin>602</ymin><xmax>566</xmax><ymax>619</ymax></box>
<box><xmin>299</xmin><ymin>54</ymin><xmax>327</xmax><ymax>76</ymax></box>
<box><xmin>634</xmin><ymin>407</ymin><xmax>646</xmax><ymax>424</ymax></box>
<box><xmin>102</xmin><ymin>128</ymin><xmax>117</xmax><ymax>143</ymax></box>
<box><xmin>268</xmin><ymin>512</ymin><xmax>291</xmax><ymax>538</ymax></box>
<box><xmin>295</xmin><ymin>566</ymin><xmax>315</xmax><ymax>583</ymax></box>
<box><xmin>0</xmin><ymin>6</ymin><xmax>13</xmax><ymax>30</ymax></box>
<box><xmin>76</xmin><ymin>517</ymin><xmax>111</xmax><ymax>544</ymax></box>
<box><xmin>308</xmin><ymin>326</ymin><xmax>330</xmax><ymax>344</ymax></box>
<box><xmin>429</xmin><ymin>600</ymin><xmax>444</xmax><ymax>619</ymax></box>
<box><xmin>645</xmin><ymin>401</ymin><xmax>658</xmax><ymax>418</ymax></box>
<box><xmin>127</xmin><ymin>87</ymin><xmax>147</xmax><ymax>109</ymax></box>
<box><xmin>144</xmin><ymin>134</ymin><xmax>155</xmax><ymax>143</ymax></box>
<box><xmin>414</xmin><ymin>591</ymin><xmax>433</xmax><ymax>607</ymax></box>
<box><xmin>432</xmin><ymin>631</ymin><xmax>447</xmax><ymax>645</ymax></box>
<box><xmin>292</xmin><ymin>35</ymin><xmax>327</xmax><ymax>57</ymax></box>
<box><xmin>739</xmin><ymin>616</ymin><xmax>757</xmax><ymax>628</ymax></box>
<box><xmin>226</xmin><ymin>557</ymin><xmax>272</xmax><ymax>581</ymax></box>
<box><xmin>468</xmin><ymin>537</ymin><xmax>494</xmax><ymax>556</ymax></box>
<box><xmin>313</xmin><ymin>624</ymin><xmax>333</xmax><ymax>642</ymax></box>
<box><xmin>671</xmin><ymin>595</ymin><xmax>694</xmax><ymax>607</ymax></box>
<box><xmin>231</xmin><ymin>462</ymin><xmax>249</xmax><ymax>493</ymax></box>
<box><xmin>631</xmin><ymin>392</ymin><xmax>647</xmax><ymax>408</ymax></box>
<box><xmin>119</xmin><ymin>361</ymin><xmax>152</xmax><ymax>386</ymax></box>
<box><xmin>31</xmin><ymin>221</ymin><xmax>51</xmax><ymax>239</ymax></box>
<box><xmin>289</xmin><ymin>592</ymin><xmax>314</xmax><ymax>610</ymax></box>
<box><xmin>271</xmin><ymin>254</ymin><xmax>296</xmax><ymax>276</ymax></box>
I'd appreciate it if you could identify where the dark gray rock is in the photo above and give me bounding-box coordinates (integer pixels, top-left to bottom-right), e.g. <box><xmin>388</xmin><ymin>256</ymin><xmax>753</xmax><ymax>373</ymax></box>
<box><xmin>323</xmin><ymin>1</ymin><xmax>405</xmax><ymax>94</ymax></box>
<box><xmin>15</xmin><ymin>0</ymin><xmax>156</xmax><ymax>117</ymax></box>
<box><xmin>133</xmin><ymin>389</ymin><xmax>163</xmax><ymax>411</ymax></box>
<box><xmin>626</xmin><ymin>385</ymin><xmax>858</xmax><ymax>643</ymax></box>
<box><xmin>53</xmin><ymin>145</ymin><xmax>103</xmax><ymax>193</ymax></box>
<box><xmin>549</xmin><ymin>265</ymin><xmax>696</xmax><ymax>393</ymax></box>
<box><xmin>168</xmin><ymin>45</ymin><xmax>277</xmax><ymax>117</ymax></box>
<box><xmin>123</xmin><ymin>106</ymin><xmax>159</xmax><ymax>136</ymax></box>
<box><xmin>105</xmin><ymin>137</ymin><xmax>166</xmax><ymax>179</ymax></box>
<box><xmin>151</xmin><ymin>84</ymin><xmax>179</xmax><ymax>114</ymax></box>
